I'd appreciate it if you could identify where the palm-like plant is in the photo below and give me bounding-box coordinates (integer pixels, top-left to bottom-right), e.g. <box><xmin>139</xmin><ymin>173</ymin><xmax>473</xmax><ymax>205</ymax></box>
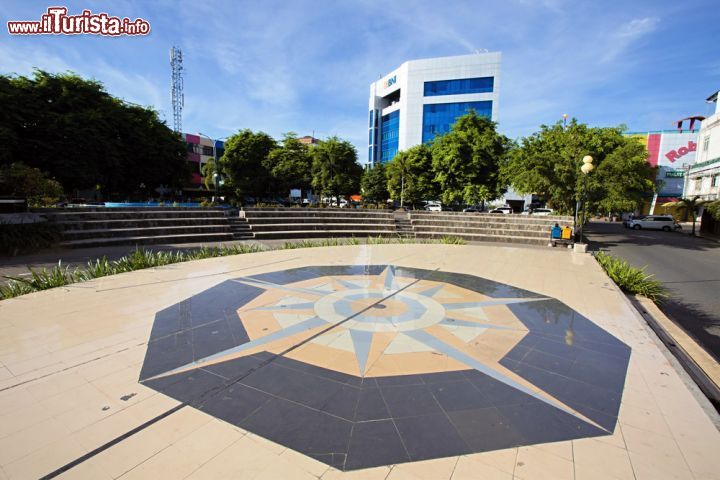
<box><xmin>661</xmin><ymin>196</ymin><xmax>708</xmax><ymax>236</ymax></box>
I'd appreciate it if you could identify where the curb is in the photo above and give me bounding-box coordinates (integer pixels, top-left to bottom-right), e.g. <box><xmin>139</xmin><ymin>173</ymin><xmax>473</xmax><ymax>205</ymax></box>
<box><xmin>629</xmin><ymin>295</ymin><xmax>720</xmax><ymax>409</ymax></box>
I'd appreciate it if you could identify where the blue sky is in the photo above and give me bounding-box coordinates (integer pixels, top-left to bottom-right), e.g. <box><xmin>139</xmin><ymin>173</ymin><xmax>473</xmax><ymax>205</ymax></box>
<box><xmin>2</xmin><ymin>0</ymin><xmax>718</xmax><ymax>162</ymax></box>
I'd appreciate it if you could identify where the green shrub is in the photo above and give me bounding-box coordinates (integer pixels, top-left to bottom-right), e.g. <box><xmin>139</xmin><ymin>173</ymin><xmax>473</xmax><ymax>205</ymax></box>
<box><xmin>439</xmin><ymin>235</ymin><xmax>467</xmax><ymax>245</ymax></box>
<box><xmin>4</xmin><ymin>261</ymin><xmax>77</xmax><ymax>290</ymax></box>
<box><xmin>594</xmin><ymin>251</ymin><xmax>668</xmax><ymax>302</ymax></box>
<box><xmin>0</xmin><ymin>221</ymin><xmax>62</xmax><ymax>255</ymax></box>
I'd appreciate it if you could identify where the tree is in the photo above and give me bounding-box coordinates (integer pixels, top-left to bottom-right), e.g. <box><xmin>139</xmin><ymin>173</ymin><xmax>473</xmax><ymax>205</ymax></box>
<box><xmin>201</xmin><ymin>157</ymin><xmax>216</xmax><ymax>191</ymax></box>
<box><xmin>431</xmin><ymin>111</ymin><xmax>511</xmax><ymax>206</ymax></box>
<box><xmin>310</xmin><ymin>137</ymin><xmax>362</xmax><ymax>202</ymax></box>
<box><xmin>264</xmin><ymin>132</ymin><xmax>312</xmax><ymax>197</ymax></box>
<box><xmin>662</xmin><ymin>197</ymin><xmax>708</xmax><ymax>236</ymax></box>
<box><xmin>0</xmin><ymin>162</ymin><xmax>64</xmax><ymax>207</ymax></box>
<box><xmin>360</xmin><ymin>163</ymin><xmax>388</xmax><ymax>206</ymax></box>
<box><xmin>501</xmin><ymin>119</ymin><xmax>653</xmax><ymax>215</ymax></box>
<box><xmin>0</xmin><ymin>70</ymin><xmax>188</xmax><ymax>196</ymax></box>
<box><xmin>594</xmin><ymin>140</ymin><xmax>656</xmax><ymax>214</ymax></box>
<box><xmin>386</xmin><ymin>144</ymin><xmax>438</xmax><ymax>207</ymax></box>
<box><xmin>219</xmin><ymin>129</ymin><xmax>276</xmax><ymax>199</ymax></box>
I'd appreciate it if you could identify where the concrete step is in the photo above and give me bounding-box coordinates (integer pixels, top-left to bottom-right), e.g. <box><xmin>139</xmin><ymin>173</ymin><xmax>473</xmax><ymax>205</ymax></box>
<box><xmin>415</xmin><ymin>231</ymin><xmax>550</xmax><ymax>246</ymax></box>
<box><xmin>412</xmin><ymin>225</ymin><xmax>551</xmax><ymax>238</ymax></box>
<box><xmin>243</xmin><ymin>211</ymin><xmax>394</xmax><ymax>219</ymax></box>
<box><xmin>245</xmin><ymin>216</ymin><xmax>395</xmax><ymax>224</ymax></box>
<box><xmin>248</xmin><ymin>223</ymin><xmax>396</xmax><ymax>232</ymax></box>
<box><xmin>53</xmin><ymin>217</ymin><xmax>228</xmax><ymax>230</ymax></box>
<box><xmin>251</xmin><ymin>230</ymin><xmax>398</xmax><ymax>239</ymax></box>
<box><xmin>62</xmin><ymin>225</ymin><xmax>231</xmax><ymax>240</ymax></box>
<box><xmin>59</xmin><ymin>232</ymin><xmax>235</xmax><ymax>248</ymax></box>
<box><xmin>44</xmin><ymin>210</ymin><xmax>228</xmax><ymax>221</ymax></box>
<box><xmin>411</xmin><ymin>219</ymin><xmax>571</xmax><ymax>229</ymax></box>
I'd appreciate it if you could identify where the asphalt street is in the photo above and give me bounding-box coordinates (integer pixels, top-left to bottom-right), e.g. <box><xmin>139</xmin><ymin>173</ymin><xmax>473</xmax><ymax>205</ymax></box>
<box><xmin>587</xmin><ymin>221</ymin><xmax>720</xmax><ymax>361</ymax></box>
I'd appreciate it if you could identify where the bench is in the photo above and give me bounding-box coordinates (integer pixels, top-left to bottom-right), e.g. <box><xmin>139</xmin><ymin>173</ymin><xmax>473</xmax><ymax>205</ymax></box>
<box><xmin>549</xmin><ymin>226</ymin><xmax>574</xmax><ymax>248</ymax></box>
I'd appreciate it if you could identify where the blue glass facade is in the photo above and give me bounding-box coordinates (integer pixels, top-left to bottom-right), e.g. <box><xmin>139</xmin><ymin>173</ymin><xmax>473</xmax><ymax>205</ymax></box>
<box><xmin>424</xmin><ymin>77</ymin><xmax>494</xmax><ymax>96</ymax></box>
<box><xmin>380</xmin><ymin>110</ymin><xmax>399</xmax><ymax>163</ymax></box>
<box><xmin>422</xmin><ymin>101</ymin><xmax>492</xmax><ymax>143</ymax></box>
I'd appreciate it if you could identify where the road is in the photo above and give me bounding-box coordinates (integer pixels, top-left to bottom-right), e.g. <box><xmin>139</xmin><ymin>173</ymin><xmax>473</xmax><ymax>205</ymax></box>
<box><xmin>587</xmin><ymin>221</ymin><xmax>720</xmax><ymax>361</ymax></box>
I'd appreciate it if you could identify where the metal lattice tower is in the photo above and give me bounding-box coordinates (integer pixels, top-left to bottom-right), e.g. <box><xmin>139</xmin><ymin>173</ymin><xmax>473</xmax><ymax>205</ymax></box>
<box><xmin>170</xmin><ymin>46</ymin><xmax>184</xmax><ymax>133</ymax></box>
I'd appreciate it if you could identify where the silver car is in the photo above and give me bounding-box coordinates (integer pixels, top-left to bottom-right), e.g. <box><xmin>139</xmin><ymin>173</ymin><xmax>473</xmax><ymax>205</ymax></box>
<box><xmin>627</xmin><ymin>215</ymin><xmax>682</xmax><ymax>232</ymax></box>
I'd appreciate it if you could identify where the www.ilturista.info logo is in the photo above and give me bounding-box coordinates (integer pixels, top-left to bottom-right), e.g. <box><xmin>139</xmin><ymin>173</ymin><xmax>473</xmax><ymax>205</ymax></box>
<box><xmin>7</xmin><ymin>7</ymin><xmax>150</xmax><ymax>36</ymax></box>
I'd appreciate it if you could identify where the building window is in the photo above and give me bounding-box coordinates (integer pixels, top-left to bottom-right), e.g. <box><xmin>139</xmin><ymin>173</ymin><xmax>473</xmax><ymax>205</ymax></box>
<box><xmin>201</xmin><ymin>145</ymin><xmax>214</xmax><ymax>156</ymax></box>
<box><xmin>703</xmin><ymin>136</ymin><xmax>710</xmax><ymax>152</ymax></box>
<box><xmin>186</xmin><ymin>142</ymin><xmax>196</xmax><ymax>153</ymax></box>
<box><xmin>424</xmin><ymin>77</ymin><xmax>494</xmax><ymax>97</ymax></box>
<box><xmin>380</xmin><ymin>110</ymin><xmax>400</xmax><ymax>163</ymax></box>
<box><xmin>422</xmin><ymin>101</ymin><xmax>492</xmax><ymax>143</ymax></box>
<box><xmin>712</xmin><ymin>174</ymin><xmax>719</xmax><ymax>188</ymax></box>
<box><xmin>369</xmin><ymin>110</ymin><xmax>374</xmax><ymax>128</ymax></box>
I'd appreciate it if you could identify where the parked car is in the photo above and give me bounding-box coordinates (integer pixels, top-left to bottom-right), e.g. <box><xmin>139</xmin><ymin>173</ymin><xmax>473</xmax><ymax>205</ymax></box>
<box><xmin>425</xmin><ymin>201</ymin><xmax>442</xmax><ymax>212</ymax></box>
<box><xmin>627</xmin><ymin>215</ymin><xmax>681</xmax><ymax>231</ymax></box>
<box><xmin>521</xmin><ymin>207</ymin><xmax>553</xmax><ymax>216</ymax></box>
<box><xmin>489</xmin><ymin>207</ymin><xmax>513</xmax><ymax>214</ymax></box>
<box><xmin>463</xmin><ymin>206</ymin><xmax>482</xmax><ymax>213</ymax></box>
<box><xmin>623</xmin><ymin>214</ymin><xmax>645</xmax><ymax>228</ymax></box>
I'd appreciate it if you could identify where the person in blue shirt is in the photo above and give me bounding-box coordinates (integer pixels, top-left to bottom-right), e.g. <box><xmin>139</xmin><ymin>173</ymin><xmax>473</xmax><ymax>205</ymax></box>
<box><xmin>551</xmin><ymin>223</ymin><xmax>562</xmax><ymax>239</ymax></box>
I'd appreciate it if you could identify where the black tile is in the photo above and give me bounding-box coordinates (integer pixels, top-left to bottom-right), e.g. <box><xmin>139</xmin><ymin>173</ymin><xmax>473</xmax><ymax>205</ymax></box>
<box><xmin>354</xmin><ymin>387</ymin><xmax>391</xmax><ymax>421</ymax></box>
<box><xmin>143</xmin><ymin>368</ymin><xmax>227</xmax><ymax>404</ymax></box>
<box><xmin>463</xmin><ymin>371</ymin><xmax>535</xmax><ymax>407</ymax></box>
<box><xmin>200</xmin><ymin>383</ymin><xmax>272</xmax><ymax>424</ymax></box>
<box><xmin>395</xmin><ymin>413</ymin><xmax>470</xmax><ymax>461</ymax></box>
<box><xmin>202</xmin><ymin>354</ymin><xmax>268</xmax><ymax>381</ymax></box>
<box><xmin>242</xmin><ymin>363</ymin><xmax>348</xmax><ymax>411</ymax></box>
<box><xmin>429</xmin><ymin>379</ymin><xmax>494</xmax><ymax>412</ymax></box>
<box><xmin>518</xmin><ymin>348</ymin><xmax>574</xmax><ymax>376</ymax></box>
<box><xmin>138</xmin><ymin>330</ymin><xmax>193</xmax><ymax>380</ymax></box>
<box><xmin>565</xmin><ymin>360</ymin><xmax>628</xmax><ymax>393</ymax></box>
<box><xmin>242</xmin><ymin>397</ymin><xmax>352</xmax><ymax>456</ymax></box>
<box><xmin>318</xmin><ymin>384</ymin><xmax>361</xmax><ymax>421</ymax></box>
<box><xmin>273</xmin><ymin>355</ymin><xmax>363</xmax><ymax>386</ymax></box>
<box><xmin>380</xmin><ymin>384</ymin><xmax>443</xmax><ymax>418</ymax></box>
<box><xmin>374</xmin><ymin>374</ymin><xmax>425</xmax><ymax>387</ymax></box>
<box><xmin>190</xmin><ymin>318</ymin><xmax>238</xmax><ymax>361</ymax></box>
<box><xmin>420</xmin><ymin>370</ymin><xmax>469</xmax><ymax>385</ymax></box>
<box><xmin>448</xmin><ymin>407</ymin><xmax>524</xmax><ymax>451</ymax></box>
<box><xmin>345</xmin><ymin>420</ymin><xmax>409</xmax><ymax>470</ymax></box>
<box><xmin>497</xmin><ymin>400</ymin><xmax>605</xmax><ymax>445</ymax></box>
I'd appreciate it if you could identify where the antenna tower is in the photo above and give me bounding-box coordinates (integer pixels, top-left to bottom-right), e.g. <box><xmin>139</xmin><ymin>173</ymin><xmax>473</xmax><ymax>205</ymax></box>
<box><xmin>170</xmin><ymin>46</ymin><xmax>184</xmax><ymax>133</ymax></box>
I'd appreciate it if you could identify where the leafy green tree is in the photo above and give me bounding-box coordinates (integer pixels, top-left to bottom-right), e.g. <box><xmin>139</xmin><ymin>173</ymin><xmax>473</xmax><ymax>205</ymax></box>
<box><xmin>0</xmin><ymin>162</ymin><xmax>64</xmax><ymax>207</ymax></box>
<box><xmin>594</xmin><ymin>140</ymin><xmax>656</xmax><ymax>214</ymax></box>
<box><xmin>662</xmin><ymin>197</ymin><xmax>708</xmax><ymax>236</ymax></box>
<box><xmin>219</xmin><ymin>129</ymin><xmax>277</xmax><ymax>199</ymax></box>
<box><xmin>0</xmin><ymin>70</ymin><xmax>188</xmax><ymax>196</ymax></box>
<box><xmin>310</xmin><ymin>137</ymin><xmax>362</xmax><ymax>202</ymax></box>
<box><xmin>264</xmin><ymin>132</ymin><xmax>312</xmax><ymax>197</ymax></box>
<box><xmin>705</xmin><ymin>200</ymin><xmax>720</xmax><ymax>221</ymax></box>
<box><xmin>501</xmin><ymin>119</ymin><xmax>653</xmax><ymax>215</ymax></box>
<box><xmin>360</xmin><ymin>163</ymin><xmax>388</xmax><ymax>206</ymax></box>
<box><xmin>386</xmin><ymin>144</ymin><xmax>438</xmax><ymax>207</ymax></box>
<box><xmin>201</xmin><ymin>158</ymin><xmax>216</xmax><ymax>191</ymax></box>
<box><xmin>431</xmin><ymin>111</ymin><xmax>511</xmax><ymax>206</ymax></box>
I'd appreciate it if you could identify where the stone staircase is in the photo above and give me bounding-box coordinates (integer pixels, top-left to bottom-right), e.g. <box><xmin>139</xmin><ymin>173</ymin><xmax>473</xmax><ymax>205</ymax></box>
<box><xmin>393</xmin><ymin>210</ymin><xmax>415</xmax><ymax>239</ymax></box>
<box><xmin>241</xmin><ymin>208</ymin><xmax>397</xmax><ymax>239</ymax></box>
<box><xmin>226</xmin><ymin>214</ymin><xmax>254</xmax><ymax>240</ymax></box>
<box><xmin>39</xmin><ymin>207</ymin><xmax>237</xmax><ymax>248</ymax></box>
<box><xmin>409</xmin><ymin>211</ymin><xmax>573</xmax><ymax>246</ymax></box>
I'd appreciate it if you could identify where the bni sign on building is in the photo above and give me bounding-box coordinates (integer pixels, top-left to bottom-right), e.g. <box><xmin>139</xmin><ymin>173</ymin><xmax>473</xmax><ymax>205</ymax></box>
<box><xmin>367</xmin><ymin>52</ymin><xmax>501</xmax><ymax>167</ymax></box>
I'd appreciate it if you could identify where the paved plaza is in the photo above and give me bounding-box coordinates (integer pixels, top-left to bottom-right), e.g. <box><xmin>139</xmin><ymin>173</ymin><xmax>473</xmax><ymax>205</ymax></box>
<box><xmin>0</xmin><ymin>244</ymin><xmax>719</xmax><ymax>479</ymax></box>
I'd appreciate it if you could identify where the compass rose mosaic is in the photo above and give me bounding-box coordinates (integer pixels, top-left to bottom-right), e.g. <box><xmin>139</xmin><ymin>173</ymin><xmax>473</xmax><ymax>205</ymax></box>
<box><xmin>139</xmin><ymin>265</ymin><xmax>631</xmax><ymax>471</ymax></box>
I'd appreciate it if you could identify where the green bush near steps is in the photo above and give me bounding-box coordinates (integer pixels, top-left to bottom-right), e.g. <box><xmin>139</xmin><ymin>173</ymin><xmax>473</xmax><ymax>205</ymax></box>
<box><xmin>0</xmin><ymin>236</ymin><xmax>468</xmax><ymax>300</ymax></box>
<box><xmin>594</xmin><ymin>251</ymin><xmax>668</xmax><ymax>303</ymax></box>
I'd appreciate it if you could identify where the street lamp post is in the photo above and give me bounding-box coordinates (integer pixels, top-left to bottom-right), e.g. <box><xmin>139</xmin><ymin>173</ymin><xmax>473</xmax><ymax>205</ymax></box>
<box><xmin>578</xmin><ymin>155</ymin><xmax>594</xmax><ymax>244</ymax></box>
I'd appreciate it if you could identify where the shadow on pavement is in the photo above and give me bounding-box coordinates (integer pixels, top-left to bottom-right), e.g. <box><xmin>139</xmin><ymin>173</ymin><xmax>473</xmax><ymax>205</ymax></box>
<box><xmin>587</xmin><ymin>221</ymin><xmax>720</xmax><ymax>253</ymax></box>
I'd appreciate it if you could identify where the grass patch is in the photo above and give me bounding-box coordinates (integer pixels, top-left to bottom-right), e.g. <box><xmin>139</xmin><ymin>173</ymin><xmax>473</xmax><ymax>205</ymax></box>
<box><xmin>439</xmin><ymin>235</ymin><xmax>467</xmax><ymax>245</ymax></box>
<box><xmin>0</xmin><ymin>237</ymin><xmax>460</xmax><ymax>300</ymax></box>
<box><xmin>594</xmin><ymin>251</ymin><xmax>668</xmax><ymax>302</ymax></box>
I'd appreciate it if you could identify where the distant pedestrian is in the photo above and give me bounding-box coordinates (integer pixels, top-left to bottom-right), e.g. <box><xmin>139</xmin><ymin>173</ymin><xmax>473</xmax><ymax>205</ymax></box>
<box><xmin>551</xmin><ymin>223</ymin><xmax>562</xmax><ymax>239</ymax></box>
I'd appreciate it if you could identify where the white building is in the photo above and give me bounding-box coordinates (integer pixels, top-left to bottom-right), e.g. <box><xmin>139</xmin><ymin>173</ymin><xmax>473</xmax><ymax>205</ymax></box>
<box><xmin>367</xmin><ymin>52</ymin><xmax>501</xmax><ymax>167</ymax></box>
<box><xmin>685</xmin><ymin>90</ymin><xmax>720</xmax><ymax>201</ymax></box>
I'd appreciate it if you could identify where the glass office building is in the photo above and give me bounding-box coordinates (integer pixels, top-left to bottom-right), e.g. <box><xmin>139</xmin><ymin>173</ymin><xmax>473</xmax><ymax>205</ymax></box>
<box><xmin>367</xmin><ymin>52</ymin><xmax>501</xmax><ymax>166</ymax></box>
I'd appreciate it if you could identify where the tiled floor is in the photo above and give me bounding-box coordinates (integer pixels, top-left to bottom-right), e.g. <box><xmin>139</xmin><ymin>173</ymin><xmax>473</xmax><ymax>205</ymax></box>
<box><xmin>0</xmin><ymin>244</ymin><xmax>718</xmax><ymax>479</ymax></box>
